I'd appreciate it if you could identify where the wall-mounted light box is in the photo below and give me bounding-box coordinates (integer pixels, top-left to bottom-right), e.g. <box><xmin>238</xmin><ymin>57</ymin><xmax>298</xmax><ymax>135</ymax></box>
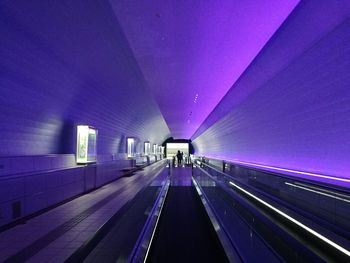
<box><xmin>76</xmin><ymin>125</ymin><xmax>97</xmax><ymax>164</ymax></box>
<box><xmin>144</xmin><ymin>141</ymin><xmax>151</xmax><ymax>155</ymax></box>
<box><xmin>127</xmin><ymin>138</ymin><xmax>135</xmax><ymax>158</ymax></box>
<box><xmin>153</xmin><ymin>144</ymin><xmax>158</xmax><ymax>154</ymax></box>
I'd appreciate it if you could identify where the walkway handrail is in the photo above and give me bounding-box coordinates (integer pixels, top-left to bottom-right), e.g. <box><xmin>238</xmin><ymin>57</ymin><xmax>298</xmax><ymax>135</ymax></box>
<box><xmin>194</xmin><ymin>161</ymin><xmax>350</xmax><ymax>261</ymax></box>
<box><xmin>129</xmin><ymin>174</ymin><xmax>171</xmax><ymax>263</ymax></box>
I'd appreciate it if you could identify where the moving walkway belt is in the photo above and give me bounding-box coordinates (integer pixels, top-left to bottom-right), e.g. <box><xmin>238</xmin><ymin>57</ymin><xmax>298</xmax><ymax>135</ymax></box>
<box><xmin>146</xmin><ymin>186</ymin><xmax>229</xmax><ymax>263</ymax></box>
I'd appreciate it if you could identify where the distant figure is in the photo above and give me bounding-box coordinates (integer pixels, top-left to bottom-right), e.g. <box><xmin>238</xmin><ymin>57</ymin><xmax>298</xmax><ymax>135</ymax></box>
<box><xmin>176</xmin><ymin>150</ymin><xmax>183</xmax><ymax>166</ymax></box>
<box><xmin>181</xmin><ymin>152</ymin><xmax>184</xmax><ymax>165</ymax></box>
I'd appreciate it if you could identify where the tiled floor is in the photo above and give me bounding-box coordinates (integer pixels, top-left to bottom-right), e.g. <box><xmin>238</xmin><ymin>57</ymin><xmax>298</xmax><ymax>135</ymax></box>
<box><xmin>0</xmin><ymin>161</ymin><xmax>166</xmax><ymax>262</ymax></box>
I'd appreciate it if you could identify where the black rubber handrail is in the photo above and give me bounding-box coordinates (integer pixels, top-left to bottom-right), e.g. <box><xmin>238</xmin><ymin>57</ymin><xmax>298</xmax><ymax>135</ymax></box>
<box><xmin>200</xmin><ymin>161</ymin><xmax>350</xmax><ymax>241</ymax></box>
<box><xmin>195</xmin><ymin>163</ymin><xmax>350</xmax><ymax>261</ymax></box>
<box><xmin>201</xmin><ymin>156</ymin><xmax>350</xmax><ymax>194</ymax></box>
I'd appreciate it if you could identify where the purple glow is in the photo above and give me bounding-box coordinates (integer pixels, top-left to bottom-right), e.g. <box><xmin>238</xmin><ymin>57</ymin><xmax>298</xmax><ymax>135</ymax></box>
<box><xmin>193</xmin><ymin>0</ymin><xmax>350</xmax><ymax>187</ymax></box>
<box><xmin>111</xmin><ymin>0</ymin><xmax>299</xmax><ymax>138</ymax></box>
<box><xmin>1</xmin><ymin>0</ymin><xmax>349</xmax><ymax>191</ymax></box>
<box><xmin>192</xmin><ymin>0</ymin><xmax>350</xmax><ymax>140</ymax></box>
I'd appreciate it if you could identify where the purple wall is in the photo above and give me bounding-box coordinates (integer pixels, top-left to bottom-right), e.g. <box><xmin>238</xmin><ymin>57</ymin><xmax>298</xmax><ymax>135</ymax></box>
<box><xmin>1</xmin><ymin>0</ymin><xmax>350</xmax><ymax>186</ymax></box>
<box><xmin>0</xmin><ymin>0</ymin><xmax>170</xmax><ymax>157</ymax></box>
<box><xmin>192</xmin><ymin>0</ymin><xmax>350</xmax><ymax>183</ymax></box>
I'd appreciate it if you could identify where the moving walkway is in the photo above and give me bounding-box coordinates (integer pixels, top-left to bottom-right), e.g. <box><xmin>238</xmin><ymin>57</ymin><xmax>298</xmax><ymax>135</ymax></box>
<box><xmin>66</xmin><ymin>159</ymin><xmax>350</xmax><ymax>262</ymax></box>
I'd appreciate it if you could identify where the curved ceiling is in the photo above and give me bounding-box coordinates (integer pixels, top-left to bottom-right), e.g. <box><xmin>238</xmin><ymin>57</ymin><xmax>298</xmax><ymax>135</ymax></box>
<box><xmin>110</xmin><ymin>0</ymin><xmax>300</xmax><ymax>139</ymax></box>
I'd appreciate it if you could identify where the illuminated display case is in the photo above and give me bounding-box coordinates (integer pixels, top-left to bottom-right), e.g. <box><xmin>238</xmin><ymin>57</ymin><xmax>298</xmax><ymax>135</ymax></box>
<box><xmin>153</xmin><ymin>144</ymin><xmax>158</xmax><ymax>154</ymax></box>
<box><xmin>144</xmin><ymin>141</ymin><xmax>151</xmax><ymax>155</ymax></box>
<box><xmin>76</xmin><ymin>125</ymin><xmax>97</xmax><ymax>164</ymax></box>
<box><xmin>127</xmin><ymin>138</ymin><xmax>135</xmax><ymax>158</ymax></box>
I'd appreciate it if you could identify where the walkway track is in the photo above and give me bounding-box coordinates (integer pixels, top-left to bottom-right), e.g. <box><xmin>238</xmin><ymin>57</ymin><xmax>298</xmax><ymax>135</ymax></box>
<box><xmin>0</xmin><ymin>161</ymin><xmax>166</xmax><ymax>263</ymax></box>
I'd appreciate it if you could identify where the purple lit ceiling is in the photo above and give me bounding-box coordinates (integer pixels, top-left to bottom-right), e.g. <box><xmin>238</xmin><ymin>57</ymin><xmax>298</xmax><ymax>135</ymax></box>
<box><xmin>110</xmin><ymin>0</ymin><xmax>300</xmax><ymax>139</ymax></box>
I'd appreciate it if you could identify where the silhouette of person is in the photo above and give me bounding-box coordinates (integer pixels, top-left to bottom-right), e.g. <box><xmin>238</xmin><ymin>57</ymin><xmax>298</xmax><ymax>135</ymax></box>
<box><xmin>176</xmin><ymin>150</ymin><xmax>182</xmax><ymax>166</ymax></box>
